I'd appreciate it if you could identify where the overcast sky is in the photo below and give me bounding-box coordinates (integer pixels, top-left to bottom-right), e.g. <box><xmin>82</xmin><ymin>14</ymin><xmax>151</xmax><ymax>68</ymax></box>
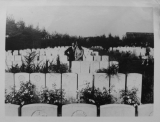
<box><xmin>7</xmin><ymin>6</ymin><xmax>153</xmax><ymax>39</ymax></box>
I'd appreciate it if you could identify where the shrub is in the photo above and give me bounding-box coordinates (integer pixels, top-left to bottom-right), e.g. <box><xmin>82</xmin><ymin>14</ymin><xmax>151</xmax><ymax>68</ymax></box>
<box><xmin>6</xmin><ymin>64</ymin><xmax>21</xmax><ymax>73</ymax></box>
<box><xmin>5</xmin><ymin>81</ymin><xmax>40</xmax><ymax>106</ymax></box>
<box><xmin>119</xmin><ymin>87</ymin><xmax>140</xmax><ymax>106</ymax></box>
<box><xmin>39</xmin><ymin>86</ymin><xmax>66</xmax><ymax>105</ymax></box>
<box><xmin>6</xmin><ymin>52</ymin><xmax>69</xmax><ymax>73</ymax></box>
<box><xmin>48</xmin><ymin>55</ymin><xmax>69</xmax><ymax>73</ymax></box>
<box><xmin>96</xmin><ymin>64</ymin><xmax>119</xmax><ymax>75</ymax></box>
<box><xmin>78</xmin><ymin>82</ymin><xmax>116</xmax><ymax>105</ymax></box>
<box><xmin>5</xmin><ymin>81</ymin><xmax>66</xmax><ymax>106</ymax></box>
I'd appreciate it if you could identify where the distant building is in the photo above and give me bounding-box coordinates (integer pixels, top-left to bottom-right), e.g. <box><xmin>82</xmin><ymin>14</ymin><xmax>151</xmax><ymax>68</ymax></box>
<box><xmin>126</xmin><ymin>32</ymin><xmax>153</xmax><ymax>38</ymax></box>
<box><xmin>125</xmin><ymin>32</ymin><xmax>154</xmax><ymax>47</ymax></box>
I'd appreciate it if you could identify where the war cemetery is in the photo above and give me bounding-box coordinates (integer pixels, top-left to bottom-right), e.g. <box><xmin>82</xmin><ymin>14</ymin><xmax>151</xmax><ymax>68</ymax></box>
<box><xmin>5</xmin><ymin>9</ymin><xmax>154</xmax><ymax>117</ymax></box>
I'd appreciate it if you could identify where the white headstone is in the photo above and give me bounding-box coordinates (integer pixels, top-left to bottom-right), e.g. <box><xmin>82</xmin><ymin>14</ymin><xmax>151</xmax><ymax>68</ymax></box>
<box><xmin>15</xmin><ymin>73</ymin><xmax>29</xmax><ymax>90</ymax></box>
<box><xmin>94</xmin><ymin>73</ymin><xmax>109</xmax><ymax>91</ymax></box>
<box><xmin>100</xmin><ymin>104</ymin><xmax>135</xmax><ymax>116</ymax></box>
<box><xmin>40</xmin><ymin>50</ymin><xmax>45</xmax><ymax>55</ymax></box>
<box><xmin>26</xmin><ymin>49</ymin><xmax>32</xmax><ymax>54</ymax></box>
<box><xmin>80</xmin><ymin>61</ymin><xmax>90</xmax><ymax>73</ymax></box>
<box><xmin>21</xmin><ymin>104</ymin><xmax>58</xmax><ymax>116</ymax></box>
<box><xmin>19</xmin><ymin>50</ymin><xmax>23</xmax><ymax>55</ymax></box>
<box><xmin>6</xmin><ymin>55</ymin><xmax>14</xmax><ymax>61</ymax></box>
<box><xmin>99</xmin><ymin>61</ymin><xmax>109</xmax><ymax>69</ymax></box>
<box><xmin>32</xmin><ymin>48</ymin><xmax>36</xmax><ymax>52</ymax></box>
<box><xmin>86</xmin><ymin>56</ymin><xmax>93</xmax><ymax>61</ymax></box>
<box><xmin>14</xmin><ymin>55</ymin><xmax>22</xmax><ymax>61</ymax></box>
<box><xmin>62</xmin><ymin>104</ymin><xmax>97</xmax><ymax>117</ymax></box>
<box><xmin>138</xmin><ymin>104</ymin><xmax>153</xmax><ymax>116</ymax></box>
<box><xmin>5</xmin><ymin>61</ymin><xmax>12</xmax><ymax>69</ymax></box>
<box><xmin>5</xmin><ymin>104</ymin><xmax>20</xmax><ymax>116</ymax></box>
<box><xmin>94</xmin><ymin>51</ymin><xmax>99</xmax><ymax>56</ymax></box>
<box><xmin>62</xmin><ymin>73</ymin><xmax>77</xmax><ymax>102</ymax></box>
<box><xmin>127</xmin><ymin>73</ymin><xmax>142</xmax><ymax>102</ymax></box>
<box><xmin>72</xmin><ymin>61</ymin><xmax>81</xmax><ymax>73</ymax></box>
<box><xmin>102</xmin><ymin>56</ymin><xmax>109</xmax><ymax>61</ymax></box>
<box><xmin>46</xmin><ymin>56</ymin><xmax>54</xmax><ymax>63</ymax></box>
<box><xmin>94</xmin><ymin>56</ymin><xmax>101</xmax><ymax>61</ymax></box>
<box><xmin>7</xmin><ymin>51</ymin><xmax>12</xmax><ymax>56</ymax></box>
<box><xmin>5</xmin><ymin>73</ymin><xmax>14</xmax><ymax>94</ymax></box>
<box><xmin>30</xmin><ymin>73</ymin><xmax>45</xmax><ymax>91</ymax></box>
<box><xmin>12</xmin><ymin>61</ymin><xmax>22</xmax><ymax>67</ymax></box>
<box><xmin>78</xmin><ymin>73</ymin><xmax>93</xmax><ymax>90</ymax></box>
<box><xmin>46</xmin><ymin>73</ymin><xmax>61</xmax><ymax>90</ymax></box>
<box><xmin>21</xmin><ymin>55</ymin><xmax>26</xmax><ymax>62</ymax></box>
<box><xmin>59</xmin><ymin>55</ymin><xmax>68</xmax><ymax>62</ymax></box>
<box><xmin>90</xmin><ymin>62</ymin><xmax>100</xmax><ymax>73</ymax></box>
<box><xmin>39</xmin><ymin>55</ymin><xmax>47</xmax><ymax>62</ymax></box>
<box><xmin>59</xmin><ymin>55</ymin><xmax>69</xmax><ymax>66</ymax></box>
<box><xmin>110</xmin><ymin>73</ymin><xmax>125</xmax><ymax>102</ymax></box>
<box><xmin>13</xmin><ymin>50</ymin><xmax>18</xmax><ymax>55</ymax></box>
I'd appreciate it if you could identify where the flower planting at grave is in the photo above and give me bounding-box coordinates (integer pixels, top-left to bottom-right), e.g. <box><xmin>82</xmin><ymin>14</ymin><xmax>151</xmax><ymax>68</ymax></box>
<box><xmin>39</xmin><ymin>86</ymin><xmax>66</xmax><ymax>105</ymax></box>
<box><xmin>5</xmin><ymin>81</ymin><xmax>66</xmax><ymax>106</ymax></box>
<box><xmin>96</xmin><ymin>63</ymin><xmax>119</xmax><ymax>75</ymax></box>
<box><xmin>5</xmin><ymin>81</ymin><xmax>40</xmax><ymax>105</ymax></box>
<box><xmin>119</xmin><ymin>87</ymin><xmax>140</xmax><ymax>106</ymax></box>
<box><xmin>77</xmin><ymin>82</ymin><xmax>116</xmax><ymax>105</ymax></box>
<box><xmin>48</xmin><ymin>55</ymin><xmax>69</xmax><ymax>73</ymax></box>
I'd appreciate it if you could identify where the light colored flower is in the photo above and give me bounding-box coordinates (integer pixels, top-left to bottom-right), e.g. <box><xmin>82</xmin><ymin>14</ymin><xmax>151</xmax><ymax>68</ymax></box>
<box><xmin>134</xmin><ymin>103</ymin><xmax>138</xmax><ymax>107</ymax></box>
<box><xmin>21</xmin><ymin>101</ymin><xmax>24</xmax><ymax>105</ymax></box>
<box><xmin>89</xmin><ymin>99</ymin><xmax>95</xmax><ymax>103</ymax></box>
<box><xmin>132</xmin><ymin>100</ymin><xmax>135</xmax><ymax>103</ymax></box>
<box><xmin>128</xmin><ymin>99</ymin><xmax>131</xmax><ymax>103</ymax></box>
<box><xmin>24</xmin><ymin>89</ymin><xmax>28</xmax><ymax>93</ymax></box>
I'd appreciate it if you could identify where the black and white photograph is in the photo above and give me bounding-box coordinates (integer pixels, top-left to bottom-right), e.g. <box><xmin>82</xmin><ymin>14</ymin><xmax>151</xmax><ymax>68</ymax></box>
<box><xmin>2</xmin><ymin>0</ymin><xmax>160</xmax><ymax>119</ymax></box>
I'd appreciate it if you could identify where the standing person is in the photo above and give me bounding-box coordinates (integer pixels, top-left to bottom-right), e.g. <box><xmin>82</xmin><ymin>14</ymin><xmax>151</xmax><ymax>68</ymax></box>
<box><xmin>145</xmin><ymin>43</ymin><xmax>150</xmax><ymax>58</ymax></box>
<box><xmin>64</xmin><ymin>42</ymin><xmax>76</xmax><ymax>71</ymax></box>
<box><xmin>145</xmin><ymin>43</ymin><xmax>150</xmax><ymax>66</ymax></box>
<box><xmin>75</xmin><ymin>43</ymin><xmax>86</xmax><ymax>61</ymax></box>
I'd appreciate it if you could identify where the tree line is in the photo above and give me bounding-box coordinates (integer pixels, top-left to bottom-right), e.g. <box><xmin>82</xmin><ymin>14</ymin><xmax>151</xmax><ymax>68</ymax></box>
<box><xmin>5</xmin><ymin>16</ymin><xmax>154</xmax><ymax>51</ymax></box>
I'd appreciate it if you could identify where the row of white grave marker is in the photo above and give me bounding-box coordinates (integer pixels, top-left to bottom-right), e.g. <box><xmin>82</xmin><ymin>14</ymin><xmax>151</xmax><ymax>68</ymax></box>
<box><xmin>5</xmin><ymin>47</ymin><xmax>105</xmax><ymax>71</ymax></box>
<box><xmin>110</xmin><ymin>46</ymin><xmax>154</xmax><ymax>58</ymax></box>
<box><xmin>5</xmin><ymin>73</ymin><xmax>142</xmax><ymax>102</ymax></box>
<box><xmin>5</xmin><ymin>59</ymin><xmax>118</xmax><ymax>74</ymax></box>
<box><xmin>6</xmin><ymin>47</ymin><xmax>95</xmax><ymax>57</ymax></box>
<box><xmin>6</xmin><ymin>46</ymin><xmax>154</xmax><ymax>62</ymax></box>
<box><xmin>71</xmin><ymin>60</ymin><xmax>118</xmax><ymax>73</ymax></box>
<box><xmin>5</xmin><ymin>103</ymin><xmax>153</xmax><ymax>116</ymax></box>
<box><xmin>5</xmin><ymin>54</ymin><xmax>109</xmax><ymax>62</ymax></box>
<box><xmin>5</xmin><ymin>53</ymin><xmax>108</xmax><ymax>64</ymax></box>
<box><xmin>6</xmin><ymin>46</ymin><xmax>154</xmax><ymax>59</ymax></box>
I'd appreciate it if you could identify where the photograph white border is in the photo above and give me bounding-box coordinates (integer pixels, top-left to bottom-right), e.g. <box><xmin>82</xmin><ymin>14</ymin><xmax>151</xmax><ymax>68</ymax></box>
<box><xmin>0</xmin><ymin>0</ymin><xmax>160</xmax><ymax>122</ymax></box>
